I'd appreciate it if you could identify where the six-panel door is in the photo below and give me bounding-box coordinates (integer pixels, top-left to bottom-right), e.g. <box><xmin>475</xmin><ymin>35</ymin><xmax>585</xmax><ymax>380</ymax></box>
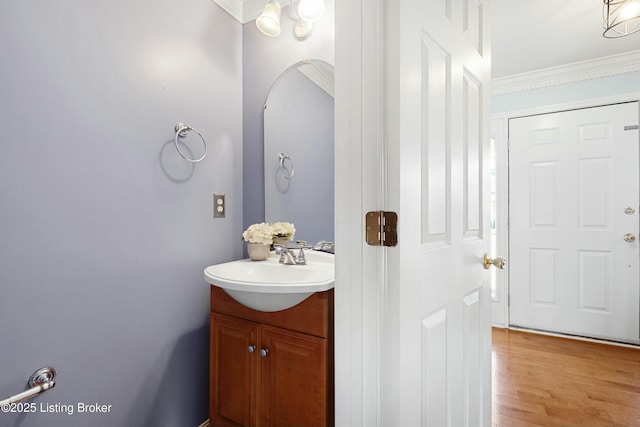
<box><xmin>509</xmin><ymin>102</ymin><xmax>640</xmax><ymax>344</ymax></box>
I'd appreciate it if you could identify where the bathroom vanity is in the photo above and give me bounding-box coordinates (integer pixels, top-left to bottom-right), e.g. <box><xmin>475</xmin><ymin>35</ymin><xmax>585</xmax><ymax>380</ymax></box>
<box><xmin>209</xmin><ymin>285</ymin><xmax>334</xmax><ymax>427</ymax></box>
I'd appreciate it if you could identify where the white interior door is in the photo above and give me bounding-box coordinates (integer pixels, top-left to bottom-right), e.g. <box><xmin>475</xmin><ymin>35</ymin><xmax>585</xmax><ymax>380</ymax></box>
<box><xmin>384</xmin><ymin>0</ymin><xmax>492</xmax><ymax>424</ymax></box>
<box><xmin>509</xmin><ymin>102</ymin><xmax>640</xmax><ymax>344</ymax></box>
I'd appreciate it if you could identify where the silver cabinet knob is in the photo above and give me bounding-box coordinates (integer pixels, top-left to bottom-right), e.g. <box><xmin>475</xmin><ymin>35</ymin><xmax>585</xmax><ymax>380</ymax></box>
<box><xmin>260</xmin><ymin>348</ymin><xmax>269</xmax><ymax>357</ymax></box>
<box><xmin>624</xmin><ymin>233</ymin><xmax>636</xmax><ymax>242</ymax></box>
<box><xmin>483</xmin><ymin>253</ymin><xmax>506</xmax><ymax>270</ymax></box>
<box><xmin>248</xmin><ymin>345</ymin><xmax>256</xmax><ymax>353</ymax></box>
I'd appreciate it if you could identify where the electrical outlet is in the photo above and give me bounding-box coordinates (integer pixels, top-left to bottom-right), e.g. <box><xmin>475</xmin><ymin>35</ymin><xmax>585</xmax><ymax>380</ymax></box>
<box><xmin>214</xmin><ymin>194</ymin><xmax>225</xmax><ymax>218</ymax></box>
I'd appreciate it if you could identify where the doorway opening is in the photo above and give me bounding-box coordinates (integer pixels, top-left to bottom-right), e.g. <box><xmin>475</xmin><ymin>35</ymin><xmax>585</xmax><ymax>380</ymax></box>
<box><xmin>490</xmin><ymin>119</ymin><xmax>509</xmax><ymax>327</ymax></box>
<box><xmin>491</xmin><ymin>98</ymin><xmax>640</xmax><ymax>345</ymax></box>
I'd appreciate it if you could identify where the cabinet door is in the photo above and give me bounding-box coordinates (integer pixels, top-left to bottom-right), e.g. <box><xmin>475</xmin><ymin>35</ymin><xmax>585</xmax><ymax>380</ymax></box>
<box><xmin>260</xmin><ymin>325</ymin><xmax>328</xmax><ymax>427</ymax></box>
<box><xmin>210</xmin><ymin>313</ymin><xmax>259</xmax><ymax>427</ymax></box>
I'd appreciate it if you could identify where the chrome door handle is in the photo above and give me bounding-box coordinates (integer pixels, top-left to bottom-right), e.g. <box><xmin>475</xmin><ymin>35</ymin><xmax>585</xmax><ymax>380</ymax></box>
<box><xmin>260</xmin><ymin>348</ymin><xmax>269</xmax><ymax>357</ymax></box>
<box><xmin>624</xmin><ymin>233</ymin><xmax>636</xmax><ymax>242</ymax></box>
<box><xmin>248</xmin><ymin>345</ymin><xmax>256</xmax><ymax>353</ymax></box>
<box><xmin>483</xmin><ymin>253</ymin><xmax>506</xmax><ymax>270</ymax></box>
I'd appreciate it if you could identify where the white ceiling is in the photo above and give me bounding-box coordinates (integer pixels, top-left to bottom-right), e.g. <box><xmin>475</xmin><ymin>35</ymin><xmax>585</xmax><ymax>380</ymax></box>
<box><xmin>492</xmin><ymin>0</ymin><xmax>640</xmax><ymax>78</ymax></box>
<box><xmin>212</xmin><ymin>0</ymin><xmax>640</xmax><ymax>79</ymax></box>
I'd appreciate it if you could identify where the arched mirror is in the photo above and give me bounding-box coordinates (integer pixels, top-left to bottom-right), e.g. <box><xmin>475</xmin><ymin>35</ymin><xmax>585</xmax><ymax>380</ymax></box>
<box><xmin>264</xmin><ymin>59</ymin><xmax>334</xmax><ymax>246</ymax></box>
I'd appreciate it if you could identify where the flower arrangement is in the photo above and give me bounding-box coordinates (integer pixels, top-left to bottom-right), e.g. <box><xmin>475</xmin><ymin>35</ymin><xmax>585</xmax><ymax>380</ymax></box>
<box><xmin>242</xmin><ymin>222</ymin><xmax>296</xmax><ymax>245</ymax></box>
<box><xmin>271</xmin><ymin>222</ymin><xmax>296</xmax><ymax>240</ymax></box>
<box><xmin>242</xmin><ymin>222</ymin><xmax>274</xmax><ymax>245</ymax></box>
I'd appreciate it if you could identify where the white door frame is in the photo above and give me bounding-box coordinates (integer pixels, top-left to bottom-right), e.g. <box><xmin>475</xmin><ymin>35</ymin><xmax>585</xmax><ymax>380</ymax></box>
<box><xmin>490</xmin><ymin>91</ymin><xmax>640</xmax><ymax>329</ymax></box>
<box><xmin>334</xmin><ymin>0</ymin><xmax>386</xmax><ymax>425</ymax></box>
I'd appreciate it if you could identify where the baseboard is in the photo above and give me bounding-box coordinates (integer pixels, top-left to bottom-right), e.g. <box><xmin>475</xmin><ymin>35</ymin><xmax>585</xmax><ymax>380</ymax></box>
<box><xmin>507</xmin><ymin>326</ymin><xmax>640</xmax><ymax>349</ymax></box>
<box><xmin>198</xmin><ymin>419</ymin><xmax>210</xmax><ymax>427</ymax></box>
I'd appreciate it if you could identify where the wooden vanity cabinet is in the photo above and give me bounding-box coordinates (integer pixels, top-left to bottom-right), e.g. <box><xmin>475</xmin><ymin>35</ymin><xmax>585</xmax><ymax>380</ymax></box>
<box><xmin>209</xmin><ymin>286</ymin><xmax>334</xmax><ymax>427</ymax></box>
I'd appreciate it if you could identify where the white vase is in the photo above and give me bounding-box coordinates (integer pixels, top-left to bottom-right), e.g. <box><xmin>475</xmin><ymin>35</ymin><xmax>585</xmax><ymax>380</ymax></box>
<box><xmin>247</xmin><ymin>242</ymin><xmax>270</xmax><ymax>261</ymax></box>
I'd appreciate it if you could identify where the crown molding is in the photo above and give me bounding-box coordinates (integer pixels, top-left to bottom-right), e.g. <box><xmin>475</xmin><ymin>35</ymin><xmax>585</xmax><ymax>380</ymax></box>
<box><xmin>210</xmin><ymin>0</ymin><xmax>245</xmax><ymax>22</ymax></box>
<box><xmin>492</xmin><ymin>49</ymin><xmax>640</xmax><ymax>95</ymax></box>
<box><xmin>242</xmin><ymin>0</ymin><xmax>271</xmax><ymax>23</ymax></box>
<box><xmin>211</xmin><ymin>0</ymin><xmax>293</xmax><ymax>24</ymax></box>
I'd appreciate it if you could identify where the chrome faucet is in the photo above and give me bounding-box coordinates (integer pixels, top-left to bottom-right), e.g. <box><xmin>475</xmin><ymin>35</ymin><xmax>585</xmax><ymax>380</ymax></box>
<box><xmin>274</xmin><ymin>244</ymin><xmax>297</xmax><ymax>265</ymax></box>
<box><xmin>313</xmin><ymin>240</ymin><xmax>334</xmax><ymax>254</ymax></box>
<box><xmin>273</xmin><ymin>243</ymin><xmax>310</xmax><ymax>265</ymax></box>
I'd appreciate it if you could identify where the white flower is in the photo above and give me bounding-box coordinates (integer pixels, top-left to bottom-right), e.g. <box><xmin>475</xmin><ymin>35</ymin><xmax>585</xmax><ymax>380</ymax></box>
<box><xmin>271</xmin><ymin>222</ymin><xmax>296</xmax><ymax>239</ymax></box>
<box><xmin>242</xmin><ymin>223</ymin><xmax>274</xmax><ymax>244</ymax></box>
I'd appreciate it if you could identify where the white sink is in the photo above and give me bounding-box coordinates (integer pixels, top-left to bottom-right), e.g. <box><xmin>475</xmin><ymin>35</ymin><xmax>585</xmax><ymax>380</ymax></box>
<box><xmin>203</xmin><ymin>250</ymin><xmax>335</xmax><ymax>312</ymax></box>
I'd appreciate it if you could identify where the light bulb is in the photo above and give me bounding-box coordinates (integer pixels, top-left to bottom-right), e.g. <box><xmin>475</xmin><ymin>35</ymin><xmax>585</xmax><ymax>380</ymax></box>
<box><xmin>293</xmin><ymin>19</ymin><xmax>314</xmax><ymax>40</ymax></box>
<box><xmin>620</xmin><ymin>0</ymin><xmax>640</xmax><ymax>19</ymax></box>
<box><xmin>297</xmin><ymin>0</ymin><xmax>325</xmax><ymax>22</ymax></box>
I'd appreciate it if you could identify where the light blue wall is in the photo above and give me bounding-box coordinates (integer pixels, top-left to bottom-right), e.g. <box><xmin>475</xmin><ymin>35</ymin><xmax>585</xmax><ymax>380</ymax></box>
<box><xmin>492</xmin><ymin>72</ymin><xmax>640</xmax><ymax>113</ymax></box>
<box><xmin>0</xmin><ymin>1</ymin><xmax>242</xmax><ymax>426</ymax></box>
<box><xmin>242</xmin><ymin>0</ymin><xmax>335</xmax><ymax>238</ymax></box>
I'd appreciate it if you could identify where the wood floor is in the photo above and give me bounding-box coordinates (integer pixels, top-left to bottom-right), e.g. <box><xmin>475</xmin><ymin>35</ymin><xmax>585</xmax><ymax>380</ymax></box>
<box><xmin>492</xmin><ymin>328</ymin><xmax>640</xmax><ymax>427</ymax></box>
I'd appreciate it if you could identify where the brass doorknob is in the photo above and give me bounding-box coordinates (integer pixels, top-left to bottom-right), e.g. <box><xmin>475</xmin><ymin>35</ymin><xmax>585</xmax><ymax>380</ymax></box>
<box><xmin>483</xmin><ymin>253</ymin><xmax>506</xmax><ymax>270</ymax></box>
<box><xmin>624</xmin><ymin>233</ymin><xmax>636</xmax><ymax>242</ymax></box>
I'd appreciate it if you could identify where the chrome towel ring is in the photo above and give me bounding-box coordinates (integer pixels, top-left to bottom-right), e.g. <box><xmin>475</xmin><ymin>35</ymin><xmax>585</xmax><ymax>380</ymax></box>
<box><xmin>0</xmin><ymin>367</ymin><xmax>56</xmax><ymax>407</ymax></box>
<box><xmin>278</xmin><ymin>153</ymin><xmax>295</xmax><ymax>180</ymax></box>
<box><xmin>174</xmin><ymin>123</ymin><xmax>207</xmax><ymax>163</ymax></box>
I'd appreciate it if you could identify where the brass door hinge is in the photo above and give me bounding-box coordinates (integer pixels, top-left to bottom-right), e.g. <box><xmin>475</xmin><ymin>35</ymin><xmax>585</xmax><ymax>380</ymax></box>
<box><xmin>366</xmin><ymin>211</ymin><xmax>398</xmax><ymax>247</ymax></box>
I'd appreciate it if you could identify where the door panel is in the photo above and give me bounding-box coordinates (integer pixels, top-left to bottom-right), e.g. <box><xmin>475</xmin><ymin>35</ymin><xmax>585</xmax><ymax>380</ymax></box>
<box><xmin>421</xmin><ymin>309</ymin><xmax>448</xmax><ymax>427</ymax></box>
<box><xmin>509</xmin><ymin>102</ymin><xmax>640</xmax><ymax>344</ymax></box>
<box><xmin>464</xmin><ymin>70</ymin><xmax>483</xmax><ymax>240</ymax></box>
<box><xmin>385</xmin><ymin>0</ymin><xmax>492</xmax><ymax>425</ymax></box>
<box><xmin>421</xmin><ymin>32</ymin><xmax>452</xmax><ymax>247</ymax></box>
<box><xmin>210</xmin><ymin>314</ymin><xmax>259</xmax><ymax>427</ymax></box>
<box><xmin>260</xmin><ymin>326</ymin><xmax>327</xmax><ymax>427</ymax></box>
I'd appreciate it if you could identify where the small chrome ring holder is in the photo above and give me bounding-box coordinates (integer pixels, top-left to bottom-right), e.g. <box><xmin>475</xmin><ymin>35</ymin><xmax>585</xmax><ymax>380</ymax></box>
<box><xmin>174</xmin><ymin>123</ymin><xmax>207</xmax><ymax>163</ymax></box>
<box><xmin>28</xmin><ymin>367</ymin><xmax>56</xmax><ymax>388</ymax></box>
<box><xmin>278</xmin><ymin>153</ymin><xmax>295</xmax><ymax>180</ymax></box>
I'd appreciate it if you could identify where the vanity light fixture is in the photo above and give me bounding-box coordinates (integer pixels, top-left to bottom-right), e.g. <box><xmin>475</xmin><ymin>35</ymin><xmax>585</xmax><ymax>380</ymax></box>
<box><xmin>256</xmin><ymin>0</ymin><xmax>325</xmax><ymax>40</ymax></box>
<box><xmin>297</xmin><ymin>0</ymin><xmax>325</xmax><ymax>22</ymax></box>
<box><xmin>603</xmin><ymin>0</ymin><xmax>640</xmax><ymax>38</ymax></box>
<box><xmin>256</xmin><ymin>1</ymin><xmax>282</xmax><ymax>37</ymax></box>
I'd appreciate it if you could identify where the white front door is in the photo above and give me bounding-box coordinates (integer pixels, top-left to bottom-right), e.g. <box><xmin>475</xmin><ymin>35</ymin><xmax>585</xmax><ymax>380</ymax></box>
<box><xmin>509</xmin><ymin>102</ymin><xmax>640</xmax><ymax>344</ymax></box>
<box><xmin>383</xmin><ymin>0</ymin><xmax>492</xmax><ymax>424</ymax></box>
